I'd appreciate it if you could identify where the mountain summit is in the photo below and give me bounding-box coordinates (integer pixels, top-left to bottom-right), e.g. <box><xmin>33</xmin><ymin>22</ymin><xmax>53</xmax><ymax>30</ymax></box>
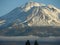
<box><xmin>0</xmin><ymin>2</ymin><xmax>60</xmax><ymax>36</ymax></box>
<box><xmin>23</xmin><ymin>2</ymin><xmax>60</xmax><ymax>26</ymax></box>
<box><xmin>23</xmin><ymin>2</ymin><xmax>45</xmax><ymax>12</ymax></box>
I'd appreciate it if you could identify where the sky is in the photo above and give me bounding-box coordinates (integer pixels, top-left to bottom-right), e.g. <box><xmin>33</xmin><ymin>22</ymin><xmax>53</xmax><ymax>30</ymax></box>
<box><xmin>0</xmin><ymin>0</ymin><xmax>60</xmax><ymax>17</ymax></box>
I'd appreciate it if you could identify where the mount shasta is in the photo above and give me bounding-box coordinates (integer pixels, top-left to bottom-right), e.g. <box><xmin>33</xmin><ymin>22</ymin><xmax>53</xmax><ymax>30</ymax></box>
<box><xmin>0</xmin><ymin>2</ymin><xmax>60</xmax><ymax>36</ymax></box>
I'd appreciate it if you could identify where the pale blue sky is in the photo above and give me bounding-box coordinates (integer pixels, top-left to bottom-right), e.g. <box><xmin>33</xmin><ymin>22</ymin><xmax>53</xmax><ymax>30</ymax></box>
<box><xmin>0</xmin><ymin>0</ymin><xmax>60</xmax><ymax>17</ymax></box>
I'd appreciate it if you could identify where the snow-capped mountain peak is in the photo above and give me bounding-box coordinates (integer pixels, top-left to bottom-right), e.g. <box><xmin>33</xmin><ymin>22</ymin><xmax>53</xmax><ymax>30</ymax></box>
<box><xmin>23</xmin><ymin>2</ymin><xmax>46</xmax><ymax>12</ymax></box>
<box><xmin>0</xmin><ymin>2</ymin><xmax>60</xmax><ymax>36</ymax></box>
<box><xmin>0</xmin><ymin>2</ymin><xmax>60</xmax><ymax>28</ymax></box>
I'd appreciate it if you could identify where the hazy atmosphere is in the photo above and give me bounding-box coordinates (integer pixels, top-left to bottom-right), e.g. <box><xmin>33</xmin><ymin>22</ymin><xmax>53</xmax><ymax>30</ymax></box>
<box><xmin>0</xmin><ymin>0</ymin><xmax>60</xmax><ymax>45</ymax></box>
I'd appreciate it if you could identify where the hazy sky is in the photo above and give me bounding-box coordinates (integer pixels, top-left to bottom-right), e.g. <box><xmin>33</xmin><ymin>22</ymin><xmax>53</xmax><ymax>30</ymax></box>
<box><xmin>0</xmin><ymin>0</ymin><xmax>60</xmax><ymax>17</ymax></box>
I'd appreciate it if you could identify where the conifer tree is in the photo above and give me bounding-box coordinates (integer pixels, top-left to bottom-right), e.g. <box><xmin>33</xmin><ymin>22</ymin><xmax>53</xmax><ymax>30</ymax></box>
<box><xmin>34</xmin><ymin>40</ymin><xmax>39</xmax><ymax>45</ymax></box>
<box><xmin>25</xmin><ymin>40</ymin><xmax>30</xmax><ymax>45</ymax></box>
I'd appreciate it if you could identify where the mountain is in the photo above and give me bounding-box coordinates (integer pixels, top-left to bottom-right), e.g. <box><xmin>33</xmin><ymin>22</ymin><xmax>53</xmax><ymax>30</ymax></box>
<box><xmin>0</xmin><ymin>2</ymin><xmax>60</xmax><ymax>36</ymax></box>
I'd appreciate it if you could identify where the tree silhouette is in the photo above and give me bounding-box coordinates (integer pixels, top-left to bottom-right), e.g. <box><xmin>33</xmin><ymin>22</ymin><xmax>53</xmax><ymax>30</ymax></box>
<box><xmin>25</xmin><ymin>40</ymin><xmax>30</xmax><ymax>45</ymax></box>
<box><xmin>34</xmin><ymin>40</ymin><xmax>39</xmax><ymax>45</ymax></box>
